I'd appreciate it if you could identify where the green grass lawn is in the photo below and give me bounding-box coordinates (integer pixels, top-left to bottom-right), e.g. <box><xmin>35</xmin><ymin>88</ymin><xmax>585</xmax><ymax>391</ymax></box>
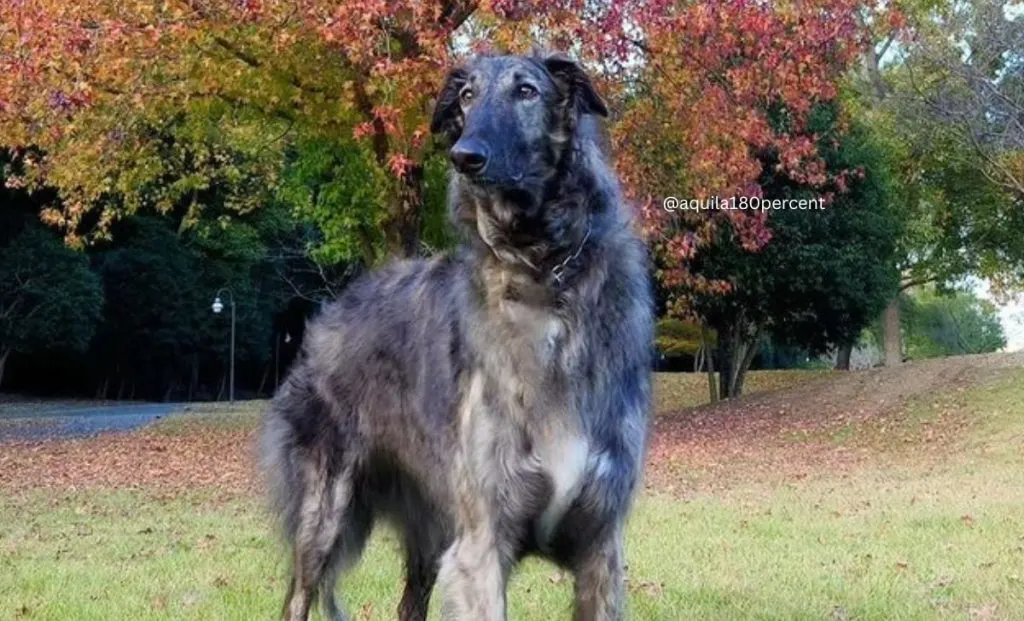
<box><xmin>2</xmin><ymin>365</ymin><xmax>1022</xmax><ymax>620</ymax></box>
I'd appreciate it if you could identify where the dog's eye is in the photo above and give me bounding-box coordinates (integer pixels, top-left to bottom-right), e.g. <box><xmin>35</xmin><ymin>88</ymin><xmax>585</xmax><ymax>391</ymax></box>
<box><xmin>459</xmin><ymin>88</ymin><xmax>474</xmax><ymax>104</ymax></box>
<box><xmin>516</xmin><ymin>84</ymin><xmax>538</xmax><ymax>100</ymax></box>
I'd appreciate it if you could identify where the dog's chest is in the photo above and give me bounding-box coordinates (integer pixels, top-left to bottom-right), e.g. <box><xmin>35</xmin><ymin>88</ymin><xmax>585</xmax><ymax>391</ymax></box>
<box><xmin>492</xmin><ymin>298</ymin><xmax>566</xmax><ymax>368</ymax></box>
<box><xmin>468</xmin><ymin>285</ymin><xmax>592</xmax><ymax>547</ymax></box>
<box><xmin>532</xmin><ymin>428</ymin><xmax>590</xmax><ymax>549</ymax></box>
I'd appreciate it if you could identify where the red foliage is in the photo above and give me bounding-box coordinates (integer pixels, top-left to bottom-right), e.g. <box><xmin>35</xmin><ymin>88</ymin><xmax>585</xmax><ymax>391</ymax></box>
<box><xmin>0</xmin><ymin>0</ymin><xmax>867</xmax><ymax>295</ymax></box>
<box><xmin>611</xmin><ymin>0</ymin><xmax>867</xmax><ymax>303</ymax></box>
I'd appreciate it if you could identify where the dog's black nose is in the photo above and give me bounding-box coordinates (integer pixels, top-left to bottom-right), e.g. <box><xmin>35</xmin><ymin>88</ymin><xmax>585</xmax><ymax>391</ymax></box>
<box><xmin>450</xmin><ymin>140</ymin><xmax>489</xmax><ymax>175</ymax></box>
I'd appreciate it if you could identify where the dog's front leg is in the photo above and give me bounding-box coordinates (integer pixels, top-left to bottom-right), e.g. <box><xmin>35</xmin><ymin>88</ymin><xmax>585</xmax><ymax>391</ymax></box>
<box><xmin>440</xmin><ymin>372</ymin><xmax>511</xmax><ymax>621</ymax></box>
<box><xmin>573</xmin><ymin>527</ymin><xmax>625</xmax><ymax>621</ymax></box>
<box><xmin>438</xmin><ymin>459</ymin><xmax>509</xmax><ymax>620</ymax></box>
<box><xmin>438</xmin><ymin>521</ymin><xmax>508</xmax><ymax>621</ymax></box>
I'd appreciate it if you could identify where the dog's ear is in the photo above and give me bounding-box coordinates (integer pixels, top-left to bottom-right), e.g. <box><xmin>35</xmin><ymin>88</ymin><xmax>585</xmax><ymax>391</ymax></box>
<box><xmin>430</xmin><ymin>66</ymin><xmax>468</xmax><ymax>139</ymax></box>
<box><xmin>542</xmin><ymin>53</ymin><xmax>608</xmax><ymax>118</ymax></box>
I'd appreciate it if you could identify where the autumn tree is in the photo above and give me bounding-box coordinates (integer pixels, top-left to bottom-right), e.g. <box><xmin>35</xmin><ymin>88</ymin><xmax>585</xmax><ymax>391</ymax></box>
<box><xmin>0</xmin><ymin>1</ymin><xmax>634</xmax><ymax>263</ymax></box>
<box><xmin>0</xmin><ymin>1</ymin><xmax>874</xmax><ymax>257</ymax></box>
<box><xmin>683</xmin><ymin>113</ymin><xmax>900</xmax><ymax>398</ymax></box>
<box><xmin>608</xmin><ymin>1</ymin><xmax>869</xmax><ymax>388</ymax></box>
<box><xmin>1</xmin><ymin>1</ymin><xmax>464</xmax><ymax>261</ymax></box>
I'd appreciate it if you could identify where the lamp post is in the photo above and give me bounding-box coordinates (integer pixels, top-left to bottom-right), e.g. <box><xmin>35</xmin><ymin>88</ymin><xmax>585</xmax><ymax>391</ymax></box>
<box><xmin>212</xmin><ymin>288</ymin><xmax>235</xmax><ymax>403</ymax></box>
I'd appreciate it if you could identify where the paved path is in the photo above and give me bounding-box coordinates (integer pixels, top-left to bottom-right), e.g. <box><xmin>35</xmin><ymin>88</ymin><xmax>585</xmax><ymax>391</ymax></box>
<box><xmin>0</xmin><ymin>402</ymin><xmax>187</xmax><ymax>441</ymax></box>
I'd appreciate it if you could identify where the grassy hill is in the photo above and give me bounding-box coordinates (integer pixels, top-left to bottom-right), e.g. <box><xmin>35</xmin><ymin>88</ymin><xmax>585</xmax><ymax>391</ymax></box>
<box><xmin>2</xmin><ymin>353</ymin><xmax>1022</xmax><ymax>620</ymax></box>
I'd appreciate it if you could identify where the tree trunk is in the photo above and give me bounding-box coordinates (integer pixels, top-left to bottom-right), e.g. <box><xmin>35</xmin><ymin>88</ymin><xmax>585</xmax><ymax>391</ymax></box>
<box><xmin>161</xmin><ymin>365</ymin><xmax>174</xmax><ymax>402</ymax></box>
<box><xmin>0</xmin><ymin>347</ymin><xmax>10</xmax><ymax>388</ymax></box>
<box><xmin>732</xmin><ymin>328</ymin><xmax>762</xmax><ymax>397</ymax></box>
<box><xmin>882</xmin><ymin>296</ymin><xmax>902</xmax><ymax>366</ymax></box>
<box><xmin>700</xmin><ymin>324</ymin><xmax>718</xmax><ymax>404</ymax></box>
<box><xmin>717</xmin><ymin>322</ymin><xmax>762</xmax><ymax>400</ymax></box>
<box><xmin>718</xmin><ymin>323</ymin><xmax>735</xmax><ymax>401</ymax></box>
<box><xmin>354</xmin><ymin>70</ymin><xmax>423</xmax><ymax>263</ymax></box>
<box><xmin>383</xmin><ymin>165</ymin><xmax>424</xmax><ymax>259</ymax></box>
<box><xmin>256</xmin><ymin>358</ymin><xmax>270</xmax><ymax>398</ymax></box>
<box><xmin>835</xmin><ymin>343</ymin><xmax>853</xmax><ymax>370</ymax></box>
<box><xmin>188</xmin><ymin>355</ymin><xmax>198</xmax><ymax>402</ymax></box>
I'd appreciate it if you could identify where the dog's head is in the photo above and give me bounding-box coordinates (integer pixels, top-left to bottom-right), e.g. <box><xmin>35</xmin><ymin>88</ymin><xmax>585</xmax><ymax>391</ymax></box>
<box><xmin>430</xmin><ymin>52</ymin><xmax>607</xmax><ymax>203</ymax></box>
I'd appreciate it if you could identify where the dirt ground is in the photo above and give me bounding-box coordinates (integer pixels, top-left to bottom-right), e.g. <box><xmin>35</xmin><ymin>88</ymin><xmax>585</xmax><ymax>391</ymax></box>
<box><xmin>2</xmin><ymin>352</ymin><xmax>1021</xmax><ymax>497</ymax></box>
<box><xmin>646</xmin><ymin>352</ymin><xmax>1024</xmax><ymax>492</ymax></box>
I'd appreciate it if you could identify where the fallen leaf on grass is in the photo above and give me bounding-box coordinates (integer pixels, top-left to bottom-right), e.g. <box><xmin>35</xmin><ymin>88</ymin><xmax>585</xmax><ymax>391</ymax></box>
<box><xmin>357</xmin><ymin>601</ymin><xmax>375</xmax><ymax>621</ymax></box>
<box><xmin>627</xmin><ymin>579</ymin><xmax>664</xmax><ymax>598</ymax></box>
<box><xmin>969</xmin><ymin>602</ymin><xmax>998</xmax><ymax>619</ymax></box>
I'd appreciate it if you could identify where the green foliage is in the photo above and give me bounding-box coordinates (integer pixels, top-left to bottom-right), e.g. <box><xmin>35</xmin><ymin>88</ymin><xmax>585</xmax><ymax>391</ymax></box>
<box><xmin>680</xmin><ymin>106</ymin><xmax>902</xmax><ymax>396</ymax></box>
<box><xmin>87</xmin><ymin>211</ymin><xmax>291</xmax><ymax>397</ymax></box>
<box><xmin>770</xmin><ymin>117</ymin><xmax>902</xmax><ymax>353</ymax></box>
<box><xmin>756</xmin><ymin>339</ymin><xmax>831</xmax><ymax>370</ymax></box>
<box><xmin>32</xmin><ymin>103</ymin><xmax>289</xmax><ymax>244</ymax></box>
<box><xmin>420</xmin><ymin>150</ymin><xmax>459</xmax><ymax>255</ymax></box>
<box><xmin>0</xmin><ymin>224</ymin><xmax>103</xmax><ymax>379</ymax></box>
<box><xmin>91</xmin><ymin>218</ymin><xmax>204</xmax><ymax>371</ymax></box>
<box><xmin>655</xmin><ymin>318</ymin><xmax>715</xmax><ymax>356</ymax></box>
<box><xmin>902</xmin><ymin>288</ymin><xmax>1007</xmax><ymax>358</ymax></box>
<box><xmin>847</xmin><ymin>3</ymin><xmax>1024</xmax><ymax>296</ymax></box>
<box><xmin>690</xmin><ymin>109</ymin><xmax>902</xmax><ymax>355</ymax></box>
<box><xmin>1</xmin><ymin>142</ymin><xmax>360</xmax><ymax>399</ymax></box>
<box><xmin>278</xmin><ymin>138</ymin><xmax>389</xmax><ymax>265</ymax></box>
<box><xmin>276</xmin><ymin>141</ymin><xmax>456</xmax><ymax>264</ymax></box>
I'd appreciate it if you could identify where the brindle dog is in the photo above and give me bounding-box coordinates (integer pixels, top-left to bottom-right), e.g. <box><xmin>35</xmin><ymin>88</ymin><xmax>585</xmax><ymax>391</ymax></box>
<box><xmin>261</xmin><ymin>52</ymin><xmax>653</xmax><ymax>621</ymax></box>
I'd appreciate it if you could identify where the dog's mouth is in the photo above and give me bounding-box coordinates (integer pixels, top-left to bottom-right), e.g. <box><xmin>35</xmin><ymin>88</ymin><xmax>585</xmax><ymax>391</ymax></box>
<box><xmin>464</xmin><ymin>172</ymin><xmax>541</xmax><ymax>205</ymax></box>
<box><xmin>502</xmin><ymin>187</ymin><xmax>540</xmax><ymax>212</ymax></box>
<box><xmin>461</xmin><ymin>167</ymin><xmax>531</xmax><ymax>187</ymax></box>
<box><xmin>463</xmin><ymin>174</ymin><xmax>498</xmax><ymax>189</ymax></box>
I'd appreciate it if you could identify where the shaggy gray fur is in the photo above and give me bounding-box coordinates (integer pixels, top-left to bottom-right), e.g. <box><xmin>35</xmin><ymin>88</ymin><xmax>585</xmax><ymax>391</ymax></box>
<box><xmin>261</xmin><ymin>52</ymin><xmax>653</xmax><ymax>621</ymax></box>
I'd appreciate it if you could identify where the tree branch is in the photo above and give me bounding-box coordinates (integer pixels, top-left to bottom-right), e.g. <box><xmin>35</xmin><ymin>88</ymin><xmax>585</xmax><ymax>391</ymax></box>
<box><xmin>899</xmin><ymin>275</ymin><xmax>936</xmax><ymax>291</ymax></box>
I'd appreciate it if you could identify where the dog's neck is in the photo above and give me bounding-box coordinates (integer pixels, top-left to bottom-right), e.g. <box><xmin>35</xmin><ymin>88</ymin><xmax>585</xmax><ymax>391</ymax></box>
<box><xmin>464</xmin><ymin>183</ymin><xmax>599</xmax><ymax>294</ymax></box>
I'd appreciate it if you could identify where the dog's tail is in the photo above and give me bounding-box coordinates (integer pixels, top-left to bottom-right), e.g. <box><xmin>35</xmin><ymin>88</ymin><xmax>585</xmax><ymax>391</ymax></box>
<box><xmin>259</xmin><ymin>361</ymin><xmax>324</xmax><ymax>543</ymax></box>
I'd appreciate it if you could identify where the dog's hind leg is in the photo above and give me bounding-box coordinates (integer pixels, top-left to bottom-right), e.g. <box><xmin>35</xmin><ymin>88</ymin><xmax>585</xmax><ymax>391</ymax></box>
<box><xmin>397</xmin><ymin>512</ymin><xmax>448</xmax><ymax>621</ymax></box>
<box><xmin>282</xmin><ymin>456</ymin><xmax>358</xmax><ymax>621</ymax></box>
<box><xmin>320</xmin><ymin>498</ymin><xmax>373</xmax><ymax>621</ymax></box>
<box><xmin>571</xmin><ymin>528</ymin><xmax>625</xmax><ymax>621</ymax></box>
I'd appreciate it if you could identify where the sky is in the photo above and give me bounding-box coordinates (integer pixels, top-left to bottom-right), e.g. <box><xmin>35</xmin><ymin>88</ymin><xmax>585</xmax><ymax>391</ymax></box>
<box><xmin>997</xmin><ymin>301</ymin><xmax>1024</xmax><ymax>352</ymax></box>
<box><xmin>975</xmin><ymin>280</ymin><xmax>1024</xmax><ymax>352</ymax></box>
<box><xmin>999</xmin><ymin>305</ymin><xmax>1024</xmax><ymax>352</ymax></box>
